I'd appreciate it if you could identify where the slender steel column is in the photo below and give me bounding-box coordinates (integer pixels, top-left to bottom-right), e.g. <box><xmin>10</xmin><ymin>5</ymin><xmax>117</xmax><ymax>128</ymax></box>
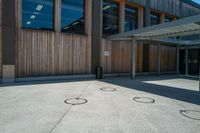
<box><xmin>131</xmin><ymin>40</ymin><xmax>137</xmax><ymax>79</ymax></box>
<box><xmin>176</xmin><ymin>45</ymin><xmax>180</xmax><ymax>75</ymax></box>
<box><xmin>157</xmin><ymin>43</ymin><xmax>161</xmax><ymax>76</ymax></box>
<box><xmin>199</xmin><ymin>57</ymin><xmax>200</xmax><ymax>92</ymax></box>
<box><xmin>185</xmin><ymin>46</ymin><xmax>189</xmax><ymax>76</ymax></box>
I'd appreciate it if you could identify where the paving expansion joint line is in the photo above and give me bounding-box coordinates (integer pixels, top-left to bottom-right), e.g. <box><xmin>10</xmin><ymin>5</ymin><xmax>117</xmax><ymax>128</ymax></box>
<box><xmin>78</xmin><ymin>82</ymin><xmax>92</xmax><ymax>98</ymax></box>
<box><xmin>48</xmin><ymin>82</ymin><xmax>92</xmax><ymax>133</ymax></box>
<box><xmin>49</xmin><ymin>105</ymin><xmax>72</xmax><ymax>133</ymax></box>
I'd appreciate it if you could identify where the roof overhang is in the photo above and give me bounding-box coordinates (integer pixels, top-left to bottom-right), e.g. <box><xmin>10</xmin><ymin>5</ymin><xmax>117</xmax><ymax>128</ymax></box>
<box><xmin>107</xmin><ymin>15</ymin><xmax>200</xmax><ymax>42</ymax></box>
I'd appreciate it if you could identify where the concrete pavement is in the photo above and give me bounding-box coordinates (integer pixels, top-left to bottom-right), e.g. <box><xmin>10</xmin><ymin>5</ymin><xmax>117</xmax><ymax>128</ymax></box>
<box><xmin>0</xmin><ymin>76</ymin><xmax>200</xmax><ymax>133</ymax></box>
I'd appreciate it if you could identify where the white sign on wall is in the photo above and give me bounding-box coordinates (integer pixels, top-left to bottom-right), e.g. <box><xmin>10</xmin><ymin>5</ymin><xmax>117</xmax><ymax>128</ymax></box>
<box><xmin>104</xmin><ymin>51</ymin><xmax>110</xmax><ymax>56</ymax></box>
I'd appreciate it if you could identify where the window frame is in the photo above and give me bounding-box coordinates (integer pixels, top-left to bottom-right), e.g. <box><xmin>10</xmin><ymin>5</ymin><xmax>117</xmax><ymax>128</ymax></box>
<box><xmin>61</xmin><ymin>0</ymin><xmax>86</xmax><ymax>35</ymax></box>
<box><xmin>21</xmin><ymin>0</ymin><xmax>55</xmax><ymax>31</ymax></box>
<box><xmin>125</xmin><ymin>4</ymin><xmax>138</xmax><ymax>32</ymax></box>
<box><xmin>102</xmin><ymin>0</ymin><xmax>120</xmax><ymax>36</ymax></box>
<box><xmin>150</xmin><ymin>11</ymin><xmax>160</xmax><ymax>26</ymax></box>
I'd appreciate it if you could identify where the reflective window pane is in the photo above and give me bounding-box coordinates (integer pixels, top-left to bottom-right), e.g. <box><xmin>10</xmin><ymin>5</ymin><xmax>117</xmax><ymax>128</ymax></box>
<box><xmin>22</xmin><ymin>0</ymin><xmax>54</xmax><ymax>30</ymax></box>
<box><xmin>103</xmin><ymin>0</ymin><xmax>119</xmax><ymax>36</ymax></box>
<box><xmin>150</xmin><ymin>12</ymin><xmax>160</xmax><ymax>26</ymax></box>
<box><xmin>125</xmin><ymin>5</ymin><xmax>138</xmax><ymax>32</ymax></box>
<box><xmin>61</xmin><ymin>0</ymin><xmax>85</xmax><ymax>34</ymax></box>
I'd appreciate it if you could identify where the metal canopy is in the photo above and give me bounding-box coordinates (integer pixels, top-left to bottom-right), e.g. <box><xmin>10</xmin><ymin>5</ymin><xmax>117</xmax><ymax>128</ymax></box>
<box><xmin>107</xmin><ymin>14</ymin><xmax>200</xmax><ymax>84</ymax></box>
<box><xmin>108</xmin><ymin>15</ymin><xmax>200</xmax><ymax>42</ymax></box>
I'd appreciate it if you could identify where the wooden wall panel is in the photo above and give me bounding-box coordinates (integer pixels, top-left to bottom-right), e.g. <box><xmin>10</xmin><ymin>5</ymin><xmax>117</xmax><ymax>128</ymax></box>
<box><xmin>149</xmin><ymin>44</ymin><xmax>158</xmax><ymax>72</ymax></box>
<box><xmin>128</xmin><ymin>0</ymin><xmax>146</xmax><ymax>7</ymax></box>
<box><xmin>128</xmin><ymin>0</ymin><xmax>200</xmax><ymax>17</ymax></box>
<box><xmin>16</xmin><ymin>30</ymin><xmax>91</xmax><ymax>78</ymax></box>
<box><xmin>137</xmin><ymin>44</ymin><xmax>143</xmax><ymax>72</ymax></box>
<box><xmin>150</xmin><ymin>0</ymin><xmax>180</xmax><ymax>16</ymax></box>
<box><xmin>148</xmin><ymin>45</ymin><xmax>176</xmax><ymax>72</ymax></box>
<box><xmin>182</xmin><ymin>2</ymin><xmax>200</xmax><ymax>17</ymax></box>
<box><xmin>160</xmin><ymin>45</ymin><xmax>176</xmax><ymax>72</ymax></box>
<box><xmin>101</xmin><ymin>39</ymin><xmax>143</xmax><ymax>74</ymax></box>
<box><xmin>100</xmin><ymin>39</ymin><xmax>112</xmax><ymax>73</ymax></box>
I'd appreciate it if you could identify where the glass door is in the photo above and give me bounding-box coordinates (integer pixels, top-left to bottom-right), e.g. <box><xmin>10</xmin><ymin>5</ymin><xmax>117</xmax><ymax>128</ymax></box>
<box><xmin>188</xmin><ymin>49</ymin><xmax>199</xmax><ymax>76</ymax></box>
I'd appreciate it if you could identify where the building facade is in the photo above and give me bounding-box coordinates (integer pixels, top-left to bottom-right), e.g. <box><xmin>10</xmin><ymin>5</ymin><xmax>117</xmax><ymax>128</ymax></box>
<box><xmin>0</xmin><ymin>0</ymin><xmax>200</xmax><ymax>83</ymax></box>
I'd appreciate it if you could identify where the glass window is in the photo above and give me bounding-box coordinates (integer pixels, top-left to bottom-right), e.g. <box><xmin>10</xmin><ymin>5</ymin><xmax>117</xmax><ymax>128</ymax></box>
<box><xmin>103</xmin><ymin>0</ymin><xmax>119</xmax><ymax>36</ymax></box>
<box><xmin>22</xmin><ymin>0</ymin><xmax>54</xmax><ymax>30</ymax></box>
<box><xmin>150</xmin><ymin>12</ymin><xmax>160</xmax><ymax>26</ymax></box>
<box><xmin>125</xmin><ymin>5</ymin><xmax>138</xmax><ymax>32</ymax></box>
<box><xmin>61</xmin><ymin>0</ymin><xmax>85</xmax><ymax>34</ymax></box>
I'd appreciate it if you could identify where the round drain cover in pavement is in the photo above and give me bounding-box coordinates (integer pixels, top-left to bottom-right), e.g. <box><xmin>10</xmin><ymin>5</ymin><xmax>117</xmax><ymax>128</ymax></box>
<box><xmin>100</xmin><ymin>87</ymin><xmax>116</xmax><ymax>91</ymax></box>
<box><xmin>133</xmin><ymin>97</ymin><xmax>155</xmax><ymax>103</ymax></box>
<box><xmin>180</xmin><ymin>110</ymin><xmax>200</xmax><ymax>121</ymax></box>
<box><xmin>64</xmin><ymin>98</ymin><xmax>87</xmax><ymax>105</ymax></box>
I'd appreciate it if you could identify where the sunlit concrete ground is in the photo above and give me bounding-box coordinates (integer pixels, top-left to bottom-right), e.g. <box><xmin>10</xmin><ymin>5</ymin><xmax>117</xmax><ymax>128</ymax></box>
<box><xmin>0</xmin><ymin>75</ymin><xmax>200</xmax><ymax>133</ymax></box>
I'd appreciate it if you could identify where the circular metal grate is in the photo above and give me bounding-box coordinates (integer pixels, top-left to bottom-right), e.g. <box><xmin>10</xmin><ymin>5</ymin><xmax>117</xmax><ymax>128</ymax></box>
<box><xmin>133</xmin><ymin>97</ymin><xmax>155</xmax><ymax>103</ymax></box>
<box><xmin>180</xmin><ymin>110</ymin><xmax>200</xmax><ymax>121</ymax></box>
<box><xmin>64</xmin><ymin>98</ymin><xmax>88</xmax><ymax>105</ymax></box>
<box><xmin>100</xmin><ymin>87</ymin><xmax>117</xmax><ymax>92</ymax></box>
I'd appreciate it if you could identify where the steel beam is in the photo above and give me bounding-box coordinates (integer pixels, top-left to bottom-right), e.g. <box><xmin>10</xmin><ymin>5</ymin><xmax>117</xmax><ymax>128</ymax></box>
<box><xmin>107</xmin><ymin>15</ymin><xmax>200</xmax><ymax>40</ymax></box>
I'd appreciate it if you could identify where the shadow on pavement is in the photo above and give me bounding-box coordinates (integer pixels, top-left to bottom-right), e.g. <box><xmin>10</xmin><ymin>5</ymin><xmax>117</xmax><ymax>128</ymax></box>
<box><xmin>101</xmin><ymin>75</ymin><xmax>200</xmax><ymax>105</ymax></box>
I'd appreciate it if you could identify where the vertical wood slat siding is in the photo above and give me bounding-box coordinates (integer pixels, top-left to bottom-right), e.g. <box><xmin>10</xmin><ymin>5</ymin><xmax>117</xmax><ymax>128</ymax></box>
<box><xmin>149</xmin><ymin>44</ymin><xmax>176</xmax><ymax>72</ymax></box>
<box><xmin>16</xmin><ymin>29</ymin><xmax>90</xmax><ymax>78</ymax></box>
<box><xmin>128</xmin><ymin>0</ymin><xmax>200</xmax><ymax>17</ymax></box>
<box><xmin>160</xmin><ymin>45</ymin><xmax>176</xmax><ymax>72</ymax></box>
<box><xmin>100</xmin><ymin>39</ymin><xmax>112</xmax><ymax>73</ymax></box>
<box><xmin>150</xmin><ymin>0</ymin><xmax>180</xmax><ymax>16</ymax></box>
<box><xmin>101</xmin><ymin>39</ymin><xmax>131</xmax><ymax>73</ymax></box>
<box><xmin>101</xmin><ymin>39</ymin><xmax>143</xmax><ymax>73</ymax></box>
<box><xmin>149</xmin><ymin>44</ymin><xmax>158</xmax><ymax>72</ymax></box>
<box><xmin>182</xmin><ymin>2</ymin><xmax>200</xmax><ymax>17</ymax></box>
<box><xmin>137</xmin><ymin>44</ymin><xmax>143</xmax><ymax>72</ymax></box>
<box><xmin>128</xmin><ymin>0</ymin><xmax>146</xmax><ymax>7</ymax></box>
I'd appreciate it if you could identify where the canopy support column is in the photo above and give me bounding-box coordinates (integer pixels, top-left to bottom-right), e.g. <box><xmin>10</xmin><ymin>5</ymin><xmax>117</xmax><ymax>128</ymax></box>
<box><xmin>176</xmin><ymin>45</ymin><xmax>180</xmax><ymax>75</ymax></box>
<box><xmin>157</xmin><ymin>43</ymin><xmax>161</xmax><ymax>76</ymax></box>
<box><xmin>131</xmin><ymin>40</ymin><xmax>137</xmax><ymax>79</ymax></box>
<box><xmin>199</xmin><ymin>58</ymin><xmax>200</xmax><ymax>92</ymax></box>
<box><xmin>185</xmin><ymin>46</ymin><xmax>189</xmax><ymax>76</ymax></box>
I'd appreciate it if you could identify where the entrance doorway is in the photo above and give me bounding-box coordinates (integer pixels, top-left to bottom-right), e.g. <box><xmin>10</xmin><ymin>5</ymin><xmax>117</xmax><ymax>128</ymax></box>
<box><xmin>180</xmin><ymin>49</ymin><xmax>200</xmax><ymax>76</ymax></box>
